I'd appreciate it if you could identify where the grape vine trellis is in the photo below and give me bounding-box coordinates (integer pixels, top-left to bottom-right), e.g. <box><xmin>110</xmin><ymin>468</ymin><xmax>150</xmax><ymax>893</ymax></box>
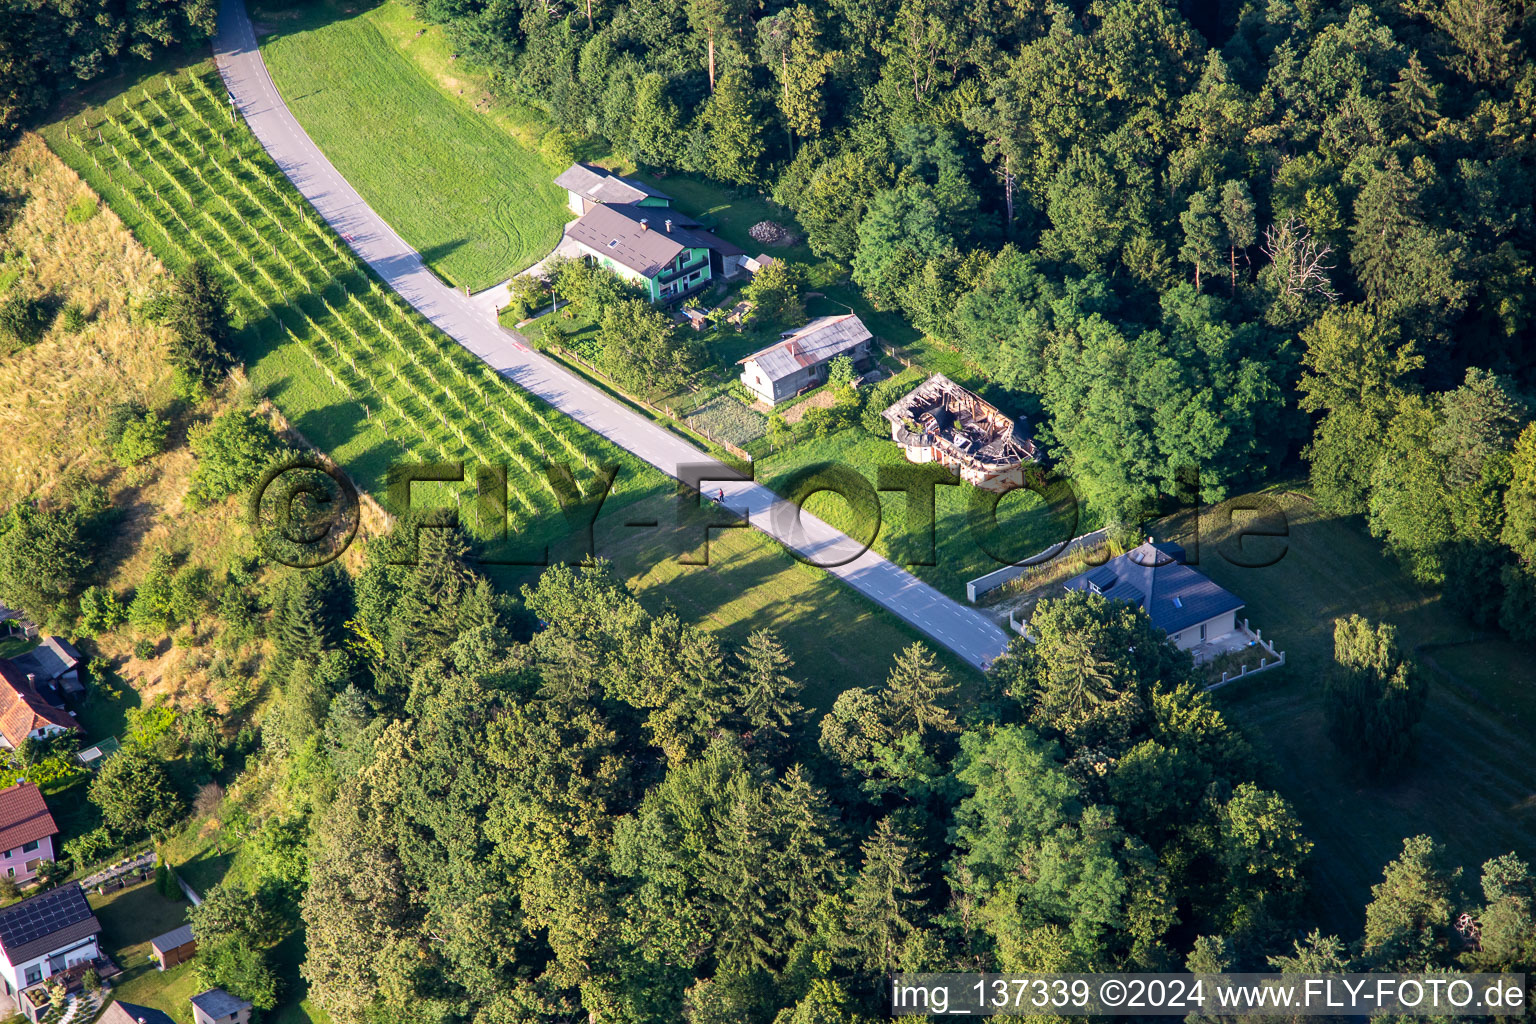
<box><xmin>59</xmin><ymin>67</ymin><xmax>613</xmax><ymax>528</ymax></box>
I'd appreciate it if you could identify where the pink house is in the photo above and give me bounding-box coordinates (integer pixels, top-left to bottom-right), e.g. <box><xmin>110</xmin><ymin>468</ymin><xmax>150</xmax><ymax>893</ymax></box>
<box><xmin>0</xmin><ymin>783</ymin><xmax>58</xmax><ymax>883</ymax></box>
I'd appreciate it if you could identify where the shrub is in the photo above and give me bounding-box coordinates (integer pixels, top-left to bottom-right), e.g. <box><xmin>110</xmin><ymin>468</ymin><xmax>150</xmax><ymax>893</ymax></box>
<box><xmin>186</xmin><ymin>409</ymin><xmax>287</xmax><ymax>509</ymax></box>
<box><xmin>112</xmin><ymin>409</ymin><xmax>169</xmax><ymax>467</ymax></box>
<box><xmin>0</xmin><ymin>291</ymin><xmax>50</xmax><ymax>349</ymax></box>
<box><xmin>742</xmin><ymin>260</ymin><xmax>806</xmax><ymax>328</ymax></box>
<box><xmin>63</xmin><ymin>827</ymin><xmax>115</xmax><ymax>870</ymax></box>
<box><xmin>135</xmin><ymin>289</ymin><xmax>177</xmax><ymax>324</ymax></box>
<box><xmin>133</xmin><ymin>638</ymin><xmax>156</xmax><ymax>660</ymax></box>
<box><xmin>540</xmin><ymin>128</ymin><xmax>576</xmax><ymax>169</ymax></box>
<box><xmin>540</xmin><ymin>319</ymin><xmax>569</xmax><ymax>350</ymax></box>
<box><xmin>59</xmin><ymin>303</ymin><xmax>88</xmax><ymax>333</ymax></box>
<box><xmin>503</xmin><ymin>275</ymin><xmax>545</xmax><ymax>322</ymax></box>
<box><xmin>78</xmin><ymin>585</ymin><xmax>128</xmax><ymax>635</ymax></box>
<box><xmin>0</xmin><ymin>876</ymin><xmax>16</xmax><ymax>900</ymax></box>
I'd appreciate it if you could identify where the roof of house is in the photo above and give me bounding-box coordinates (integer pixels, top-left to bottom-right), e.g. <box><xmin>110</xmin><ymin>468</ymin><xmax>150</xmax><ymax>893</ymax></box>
<box><xmin>0</xmin><ymin>883</ymin><xmax>100</xmax><ymax>964</ymax></box>
<box><xmin>564</xmin><ymin>203</ymin><xmax>743</xmax><ymax>278</ymax></box>
<box><xmin>150</xmin><ymin>924</ymin><xmax>195</xmax><ymax>954</ymax></box>
<box><xmin>737</xmin><ymin>315</ymin><xmax>873</xmax><ymax>382</ymax></box>
<box><xmin>1063</xmin><ymin>540</ymin><xmax>1245</xmax><ymax>637</ymax></box>
<box><xmin>191</xmin><ymin>988</ymin><xmax>254</xmax><ymax>1018</ymax></box>
<box><xmin>0</xmin><ymin>661</ymin><xmax>79</xmax><ymax>749</ymax></box>
<box><xmin>881</xmin><ymin>372</ymin><xmax>1037</xmax><ymax>466</ymax></box>
<box><xmin>100</xmin><ymin>1001</ymin><xmax>177</xmax><ymax>1024</ymax></box>
<box><xmin>0</xmin><ymin>782</ymin><xmax>58</xmax><ymax>852</ymax></box>
<box><xmin>11</xmin><ymin>637</ymin><xmax>79</xmax><ymax>683</ymax></box>
<box><xmin>554</xmin><ymin>162</ymin><xmax>671</xmax><ymax>206</ymax></box>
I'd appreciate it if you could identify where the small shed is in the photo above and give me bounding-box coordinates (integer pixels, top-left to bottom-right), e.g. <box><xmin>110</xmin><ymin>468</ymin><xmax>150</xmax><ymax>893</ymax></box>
<box><xmin>150</xmin><ymin>923</ymin><xmax>195</xmax><ymax>970</ymax></box>
<box><xmin>12</xmin><ymin>636</ymin><xmax>83</xmax><ymax>696</ymax></box>
<box><xmin>191</xmin><ymin>988</ymin><xmax>253</xmax><ymax>1024</ymax></box>
<box><xmin>77</xmin><ymin>735</ymin><xmax>121</xmax><ymax>770</ymax></box>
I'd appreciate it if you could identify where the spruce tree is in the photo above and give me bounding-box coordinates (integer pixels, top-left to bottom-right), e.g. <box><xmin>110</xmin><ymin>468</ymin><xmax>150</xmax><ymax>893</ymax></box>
<box><xmin>735</xmin><ymin>629</ymin><xmax>804</xmax><ymax>752</ymax></box>
<box><xmin>842</xmin><ymin>817</ymin><xmax>922</xmax><ymax>974</ymax></box>
<box><xmin>882</xmin><ymin>643</ymin><xmax>957</xmax><ymax>737</ymax></box>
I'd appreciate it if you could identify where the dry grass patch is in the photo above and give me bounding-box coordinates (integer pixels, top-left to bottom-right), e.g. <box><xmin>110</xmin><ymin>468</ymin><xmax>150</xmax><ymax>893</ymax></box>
<box><xmin>0</xmin><ymin>133</ymin><xmax>174</xmax><ymax>507</ymax></box>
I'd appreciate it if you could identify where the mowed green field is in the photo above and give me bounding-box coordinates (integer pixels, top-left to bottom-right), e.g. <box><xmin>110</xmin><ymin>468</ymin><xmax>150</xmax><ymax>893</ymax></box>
<box><xmin>1163</xmin><ymin>489</ymin><xmax>1536</xmax><ymax>933</ymax></box>
<box><xmin>256</xmin><ymin>1</ymin><xmax>567</xmax><ymax>290</ymax></box>
<box><xmin>757</xmin><ymin>429</ymin><xmax>1095</xmax><ymax>600</ymax></box>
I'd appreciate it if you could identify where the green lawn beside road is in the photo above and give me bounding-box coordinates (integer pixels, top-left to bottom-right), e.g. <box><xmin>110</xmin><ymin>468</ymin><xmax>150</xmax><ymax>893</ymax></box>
<box><xmin>256</xmin><ymin>1</ymin><xmax>567</xmax><ymax>290</ymax></box>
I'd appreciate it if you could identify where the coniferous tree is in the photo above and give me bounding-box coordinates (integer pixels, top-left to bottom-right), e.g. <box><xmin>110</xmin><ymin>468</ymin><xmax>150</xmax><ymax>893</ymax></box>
<box><xmin>841</xmin><ymin>816</ymin><xmax>922</xmax><ymax>975</ymax></box>
<box><xmin>735</xmin><ymin>629</ymin><xmax>804</xmax><ymax>753</ymax></box>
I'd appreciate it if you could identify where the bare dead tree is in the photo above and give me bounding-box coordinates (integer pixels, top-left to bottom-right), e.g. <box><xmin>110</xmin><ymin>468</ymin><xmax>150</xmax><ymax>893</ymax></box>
<box><xmin>1261</xmin><ymin>216</ymin><xmax>1341</xmax><ymax>303</ymax></box>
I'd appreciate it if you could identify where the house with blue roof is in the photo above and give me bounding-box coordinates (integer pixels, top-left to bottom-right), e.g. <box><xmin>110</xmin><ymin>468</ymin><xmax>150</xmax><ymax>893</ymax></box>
<box><xmin>1062</xmin><ymin>539</ymin><xmax>1245</xmax><ymax>653</ymax></box>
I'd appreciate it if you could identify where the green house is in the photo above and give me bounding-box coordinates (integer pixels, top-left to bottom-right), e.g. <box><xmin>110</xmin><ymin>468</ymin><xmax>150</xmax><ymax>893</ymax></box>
<box><xmin>554</xmin><ymin>164</ymin><xmax>745</xmax><ymax>303</ymax></box>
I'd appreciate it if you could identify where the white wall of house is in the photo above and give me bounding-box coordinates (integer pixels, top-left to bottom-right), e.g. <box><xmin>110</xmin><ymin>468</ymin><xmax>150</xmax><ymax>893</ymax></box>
<box><xmin>0</xmin><ymin>935</ymin><xmax>100</xmax><ymax>996</ymax></box>
<box><xmin>1169</xmin><ymin>610</ymin><xmax>1238</xmax><ymax>650</ymax></box>
<box><xmin>0</xmin><ymin>724</ymin><xmax>72</xmax><ymax>752</ymax></box>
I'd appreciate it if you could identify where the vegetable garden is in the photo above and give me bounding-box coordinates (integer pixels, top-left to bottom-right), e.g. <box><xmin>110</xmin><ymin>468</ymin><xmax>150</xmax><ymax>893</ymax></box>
<box><xmin>45</xmin><ymin>66</ymin><xmax>654</xmax><ymax>539</ymax></box>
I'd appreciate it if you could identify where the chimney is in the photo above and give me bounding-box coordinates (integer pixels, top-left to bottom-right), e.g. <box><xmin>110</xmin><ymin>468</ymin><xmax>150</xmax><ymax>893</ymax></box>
<box><xmin>639</xmin><ymin>218</ymin><xmax>648</xmax><ymax>232</ymax></box>
<box><xmin>665</xmin><ymin>219</ymin><xmax>672</xmax><ymax>233</ymax></box>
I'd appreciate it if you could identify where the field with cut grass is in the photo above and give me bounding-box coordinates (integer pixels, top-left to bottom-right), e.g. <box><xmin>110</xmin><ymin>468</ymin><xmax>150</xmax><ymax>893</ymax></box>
<box><xmin>255</xmin><ymin>0</ymin><xmax>567</xmax><ymax>290</ymax></box>
<box><xmin>757</xmin><ymin>428</ymin><xmax>1095</xmax><ymax>600</ymax></box>
<box><xmin>592</xmin><ymin>497</ymin><xmax>980</xmax><ymax>711</ymax></box>
<box><xmin>1163</xmin><ymin>489</ymin><xmax>1536</xmax><ymax>933</ymax></box>
<box><xmin>41</xmin><ymin>65</ymin><xmax>659</xmax><ymax>551</ymax></box>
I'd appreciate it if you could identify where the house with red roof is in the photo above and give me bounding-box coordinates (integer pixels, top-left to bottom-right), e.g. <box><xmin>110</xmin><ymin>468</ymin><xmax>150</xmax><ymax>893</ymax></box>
<box><xmin>0</xmin><ymin>661</ymin><xmax>79</xmax><ymax>752</ymax></box>
<box><xmin>0</xmin><ymin>784</ymin><xmax>58</xmax><ymax>884</ymax></box>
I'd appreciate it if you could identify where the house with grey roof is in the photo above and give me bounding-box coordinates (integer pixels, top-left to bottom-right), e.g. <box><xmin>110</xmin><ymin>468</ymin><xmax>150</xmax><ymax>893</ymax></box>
<box><xmin>554</xmin><ymin>164</ymin><xmax>746</xmax><ymax>301</ymax></box>
<box><xmin>555</xmin><ymin>163</ymin><xmax>672</xmax><ymax>215</ymax></box>
<box><xmin>737</xmin><ymin>314</ymin><xmax>873</xmax><ymax>405</ymax></box>
<box><xmin>191</xmin><ymin>988</ymin><xmax>253</xmax><ymax>1024</ymax></box>
<box><xmin>11</xmin><ymin>637</ymin><xmax>82</xmax><ymax>698</ymax></box>
<box><xmin>1062</xmin><ymin>540</ymin><xmax>1245</xmax><ymax>652</ymax></box>
<box><xmin>0</xmin><ymin>883</ymin><xmax>101</xmax><ymax>1017</ymax></box>
<box><xmin>100</xmin><ymin>1001</ymin><xmax>177</xmax><ymax>1024</ymax></box>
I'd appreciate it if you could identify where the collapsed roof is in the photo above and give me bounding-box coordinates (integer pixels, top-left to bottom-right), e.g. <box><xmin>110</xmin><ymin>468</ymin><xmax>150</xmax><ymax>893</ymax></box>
<box><xmin>881</xmin><ymin>373</ymin><xmax>1037</xmax><ymax>468</ymax></box>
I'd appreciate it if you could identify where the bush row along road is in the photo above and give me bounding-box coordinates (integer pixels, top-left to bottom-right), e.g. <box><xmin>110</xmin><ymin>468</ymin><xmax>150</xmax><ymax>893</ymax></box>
<box><xmin>213</xmin><ymin>0</ymin><xmax>1010</xmax><ymax>670</ymax></box>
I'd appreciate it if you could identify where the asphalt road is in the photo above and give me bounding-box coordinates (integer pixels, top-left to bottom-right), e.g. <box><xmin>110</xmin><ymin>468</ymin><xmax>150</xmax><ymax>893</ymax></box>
<box><xmin>213</xmin><ymin>0</ymin><xmax>1011</xmax><ymax>670</ymax></box>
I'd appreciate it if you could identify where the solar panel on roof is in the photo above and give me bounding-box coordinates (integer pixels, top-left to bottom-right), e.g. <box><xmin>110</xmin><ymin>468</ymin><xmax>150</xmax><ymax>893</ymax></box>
<box><xmin>0</xmin><ymin>885</ymin><xmax>92</xmax><ymax>951</ymax></box>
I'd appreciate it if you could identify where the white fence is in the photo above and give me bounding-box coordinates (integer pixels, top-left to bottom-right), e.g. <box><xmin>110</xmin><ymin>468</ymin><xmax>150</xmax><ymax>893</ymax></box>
<box><xmin>965</xmin><ymin>527</ymin><xmax>1111</xmax><ymax>603</ymax></box>
<box><xmin>1204</xmin><ymin>620</ymin><xmax>1287</xmax><ymax>690</ymax></box>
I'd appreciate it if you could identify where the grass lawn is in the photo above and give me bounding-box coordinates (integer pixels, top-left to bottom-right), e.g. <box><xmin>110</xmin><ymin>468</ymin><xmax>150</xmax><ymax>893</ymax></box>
<box><xmin>1161</xmin><ymin>487</ymin><xmax>1536</xmax><ymax>934</ymax></box>
<box><xmin>91</xmin><ymin>881</ymin><xmax>201</xmax><ymax>1024</ymax></box>
<box><xmin>591</xmin><ymin>493</ymin><xmax>980</xmax><ymax>712</ymax></box>
<box><xmin>255</xmin><ymin>0</ymin><xmax>567</xmax><ymax>289</ymax></box>
<box><xmin>0</xmin><ymin>636</ymin><xmax>36</xmax><ymax>659</ymax></box>
<box><xmin>756</xmin><ymin>428</ymin><xmax>1094</xmax><ymax>600</ymax></box>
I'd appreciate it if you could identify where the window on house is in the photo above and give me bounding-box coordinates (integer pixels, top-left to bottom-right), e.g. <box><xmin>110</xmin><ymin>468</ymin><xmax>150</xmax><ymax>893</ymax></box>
<box><xmin>20</xmin><ymin>841</ymin><xmax>37</xmax><ymax>853</ymax></box>
<box><xmin>1173</xmin><ymin>634</ymin><xmax>1182</xmax><ymax>643</ymax></box>
<box><xmin>1199</xmin><ymin>623</ymin><xmax>1207</xmax><ymax>640</ymax></box>
<box><xmin>5</xmin><ymin>867</ymin><xmax>13</xmax><ymax>878</ymax></box>
<box><xmin>24</xmin><ymin>967</ymin><xmax>41</xmax><ymax>986</ymax></box>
